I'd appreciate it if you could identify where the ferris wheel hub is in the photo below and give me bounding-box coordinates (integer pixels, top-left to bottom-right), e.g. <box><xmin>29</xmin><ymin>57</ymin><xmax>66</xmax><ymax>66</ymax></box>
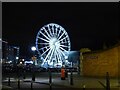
<box><xmin>49</xmin><ymin>38</ymin><xmax>60</xmax><ymax>49</ymax></box>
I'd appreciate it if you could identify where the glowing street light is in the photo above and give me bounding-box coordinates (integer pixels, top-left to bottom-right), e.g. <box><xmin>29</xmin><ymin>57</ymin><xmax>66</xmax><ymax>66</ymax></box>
<box><xmin>31</xmin><ymin>46</ymin><xmax>36</xmax><ymax>51</ymax></box>
<box><xmin>16</xmin><ymin>56</ymin><xmax>19</xmax><ymax>60</ymax></box>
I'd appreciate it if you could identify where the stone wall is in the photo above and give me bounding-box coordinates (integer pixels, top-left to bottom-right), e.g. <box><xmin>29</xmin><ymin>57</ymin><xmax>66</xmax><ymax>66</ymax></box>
<box><xmin>118</xmin><ymin>45</ymin><xmax>120</xmax><ymax>77</ymax></box>
<box><xmin>82</xmin><ymin>45</ymin><xmax>120</xmax><ymax>77</ymax></box>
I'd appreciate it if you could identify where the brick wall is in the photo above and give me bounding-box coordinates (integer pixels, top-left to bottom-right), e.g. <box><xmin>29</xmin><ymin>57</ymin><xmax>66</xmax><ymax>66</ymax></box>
<box><xmin>82</xmin><ymin>45</ymin><xmax>120</xmax><ymax>77</ymax></box>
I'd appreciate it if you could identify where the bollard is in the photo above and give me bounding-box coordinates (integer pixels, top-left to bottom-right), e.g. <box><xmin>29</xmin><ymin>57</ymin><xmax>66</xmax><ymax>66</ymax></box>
<box><xmin>8</xmin><ymin>76</ymin><xmax>10</xmax><ymax>86</ymax></box>
<box><xmin>17</xmin><ymin>71</ymin><xmax>20</xmax><ymax>89</ymax></box>
<box><xmin>8</xmin><ymin>70</ymin><xmax>11</xmax><ymax>86</ymax></box>
<box><xmin>106</xmin><ymin>72</ymin><xmax>110</xmax><ymax>90</ymax></box>
<box><xmin>23</xmin><ymin>70</ymin><xmax>26</xmax><ymax>79</ymax></box>
<box><xmin>83</xmin><ymin>84</ymin><xmax>86</xmax><ymax>90</ymax></box>
<box><xmin>65</xmin><ymin>69</ymin><xmax>68</xmax><ymax>78</ymax></box>
<box><xmin>23</xmin><ymin>73</ymin><xmax>25</xmax><ymax>79</ymax></box>
<box><xmin>31</xmin><ymin>81</ymin><xmax>33</xmax><ymax>90</ymax></box>
<box><xmin>18</xmin><ymin>78</ymin><xmax>20</xmax><ymax>89</ymax></box>
<box><xmin>70</xmin><ymin>69</ymin><xmax>73</xmax><ymax>85</ymax></box>
<box><xmin>32</xmin><ymin>65</ymin><xmax>35</xmax><ymax>81</ymax></box>
<box><xmin>49</xmin><ymin>83</ymin><xmax>52</xmax><ymax>90</ymax></box>
<box><xmin>49</xmin><ymin>69</ymin><xmax>52</xmax><ymax>90</ymax></box>
<box><xmin>32</xmin><ymin>73</ymin><xmax>35</xmax><ymax>81</ymax></box>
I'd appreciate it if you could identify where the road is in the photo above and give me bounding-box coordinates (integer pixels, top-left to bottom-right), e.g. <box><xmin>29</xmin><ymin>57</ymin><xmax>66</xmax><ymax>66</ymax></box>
<box><xmin>2</xmin><ymin>72</ymin><xmax>120</xmax><ymax>90</ymax></box>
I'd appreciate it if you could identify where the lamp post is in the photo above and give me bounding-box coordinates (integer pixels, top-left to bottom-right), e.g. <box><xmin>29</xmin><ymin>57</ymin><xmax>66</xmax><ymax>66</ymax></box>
<box><xmin>31</xmin><ymin>46</ymin><xmax>36</xmax><ymax>81</ymax></box>
<box><xmin>31</xmin><ymin>46</ymin><xmax>37</xmax><ymax>64</ymax></box>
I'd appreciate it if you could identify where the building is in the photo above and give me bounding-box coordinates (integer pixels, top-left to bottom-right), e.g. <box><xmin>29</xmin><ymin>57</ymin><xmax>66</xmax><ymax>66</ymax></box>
<box><xmin>2</xmin><ymin>39</ymin><xmax>8</xmax><ymax>63</ymax></box>
<box><xmin>2</xmin><ymin>40</ymin><xmax>20</xmax><ymax>64</ymax></box>
<box><xmin>7</xmin><ymin>46</ymin><xmax>20</xmax><ymax>64</ymax></box>
<box><xmin>81</xmin><ymin>43</ymin><xmax>120</xmax><ymax>77</ymax></box>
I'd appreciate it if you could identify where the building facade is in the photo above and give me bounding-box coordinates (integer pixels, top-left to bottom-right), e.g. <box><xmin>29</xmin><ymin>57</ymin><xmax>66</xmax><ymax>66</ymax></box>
<box><xmin>81</xmin><ymin>44</ymin><xmax>120</xmax><ymax>77</ymax></box>
<box><xmin>2</xmin><ymin>40</ymin><xmax>20</xmax><ymax>64</ymax></box>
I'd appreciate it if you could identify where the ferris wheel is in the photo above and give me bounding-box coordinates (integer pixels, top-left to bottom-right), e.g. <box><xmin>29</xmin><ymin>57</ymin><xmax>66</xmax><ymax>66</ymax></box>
<box><xmin>36</xmin><ymin>23</ymin><xmax>71</xmax><ymax>68</ymax></box>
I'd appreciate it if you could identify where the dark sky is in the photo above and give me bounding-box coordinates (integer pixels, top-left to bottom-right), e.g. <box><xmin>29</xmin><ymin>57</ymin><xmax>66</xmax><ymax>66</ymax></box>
<box><xmin>2</xmin><ymin>2</ymin><xmax>119</xmax><ymax>58</ymax></box>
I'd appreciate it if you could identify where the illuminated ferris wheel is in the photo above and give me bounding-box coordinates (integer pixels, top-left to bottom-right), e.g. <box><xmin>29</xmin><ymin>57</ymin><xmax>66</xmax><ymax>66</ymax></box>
<box><xmin>36</xmin><ymin>23</ymin><xmax>71</xmax><ymax>68</ymax></box>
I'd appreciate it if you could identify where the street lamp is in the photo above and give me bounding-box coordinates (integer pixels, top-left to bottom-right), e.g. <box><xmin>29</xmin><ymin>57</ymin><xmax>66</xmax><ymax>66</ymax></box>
<box><xmin>16</xmin><ymin>57</ymin><xmax>19</xmax><ymax>60</ymax></box>
<box><xmin>31</xmin><ymin>46</ymin><xmax>37</xmax><ymax>64</ymax></box>
<box><xmin>31</xmin><ymin>46</ymin><xmax>36</xmax><ymax>59</ymax></box>
<box><xmin>31</xmin><ymin>46</ymin><xmax>36</xmax><ymax>52</ymax></box>
<box><xmin>31</xmin><ymin>46</ymin><xmax>36</xmax><ymax>81</ymax></box>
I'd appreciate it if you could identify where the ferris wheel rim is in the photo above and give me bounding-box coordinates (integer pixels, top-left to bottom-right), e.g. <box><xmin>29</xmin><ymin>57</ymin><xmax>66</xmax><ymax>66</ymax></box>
<box><xmin>36</xmin><ymin>23</ymin><xmax>71</xmax><ymax>67</ymax></box>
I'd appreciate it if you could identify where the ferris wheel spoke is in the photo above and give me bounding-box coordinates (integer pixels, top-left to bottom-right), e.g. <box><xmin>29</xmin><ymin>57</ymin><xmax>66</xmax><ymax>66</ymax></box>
<box><xmin>60</xmin><ymin>45</ymin><xmax>69</xmax><ymax>48</ymax></box>
<box><xmin>38</xmin><ymin>43</ymin><xmax>49</xmax><ymax>45</ymax></box>
<box><xmin>52</xmin><ymin>25</ymin><xmax>54</xmax><ymax>35</ymax></box>
<box><xmin>43</xmin><ymin>49</ymin><xmax>53</xmax><ymax>65</ymax></box>
<box><xmin>41</xmin><ymin>47</ymin><xmax>50</xmax><ymax>57</ymax></box>
<box><xmin>48</xmin><ymin>25</ymin><xmax>53</xmax><ymax>37</ymax></box>
<box><xmin>60</xmin><ymin>42</ymin><xmax>68</xmax><ymax>44</ymax></box>
<box><xmin>39</xmin><ymin>31</ymin><xmax>50</xmax><ymax>40</ymax></box>
<box><xmin>58</xmin><ymin>49</ymin><xmax>66</xmax><ymax>59</ymax></box>
<box><xmin>39</xmin><ymin>46</ymin><xmax>49</xmax><ymax>50</ymax></box>
<box><xmin>38</xmin><ymin>36</ymin><xmax>49</xmax><ymax>43</ymax></box>
<box><xmin>56</xmin><ymin>50</ymin><xmax>62</xmax><ymax>63</ymax></box>
<box><xmin>59</xmin><ymin>46</ymin><xmax>68</xmax><ymax>52</ymax></box>
<box><xmin>57</xmin><ymin>29</ymin><xmax>62</xmax><ymax>39</ymax></box>
<box><xmin>57</xmin><ymin>49</ymin><xmax>63</xmax><ymax>57</ymax></box>
<box><xmin>60</xmin><ymin>49</ymin><xmax>66</xmax><ymax>57</ymax></box>
<box><xmin>58</xmin><ymin>31</ymin><xmax>65</xmax><ymax>40</ymax></box>
<box><xmin>54</xmin><ymin>50</ymin><xmax>57</xmax><ymax>64</ymax></box>
<box><xmin>55</xmin><ymin>26</ymin><xmax>58</xmax><ymax>36</ymax></box>
<box><xmin>49</xmin><ymin>48</ymin><xmax>55</xmax><ymax>63</ymax></box>
<box><xmin>56</xmin><ymin>49</ymin><xmax>62</xmax><ymax>62</ymax></box>
<box><xmin>54</xmin><ymin>49</ymin><xmax>59</xmax><ymax>62</ymax></box>
<box><xmin>59</xmin><ymin>36</ymin><xmax>68</xmax><ymax>42</ymax></box>
<box><xmin>42</xmin><ymin>27</ymin><xmax>51</xmax><ymax>38</ymax></box>
<box><xmin>44</xmin><ymin>48</ymin><xmax>53</xmax><ymax>62</ymax></box>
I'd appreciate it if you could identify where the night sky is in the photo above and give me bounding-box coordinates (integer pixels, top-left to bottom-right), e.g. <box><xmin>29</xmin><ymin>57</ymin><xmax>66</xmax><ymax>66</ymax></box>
<box><xmin>2</xmin><ymin>2</ymin><xmax>119</xmax><ymax>58</ymax></box>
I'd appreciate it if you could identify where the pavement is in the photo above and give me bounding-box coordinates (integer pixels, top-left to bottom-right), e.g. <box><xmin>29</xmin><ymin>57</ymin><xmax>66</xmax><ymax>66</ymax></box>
<box><xmin>1</xmin><ymin>72</ymin><xmax>120</xmax><ymax>90</ymax></box>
